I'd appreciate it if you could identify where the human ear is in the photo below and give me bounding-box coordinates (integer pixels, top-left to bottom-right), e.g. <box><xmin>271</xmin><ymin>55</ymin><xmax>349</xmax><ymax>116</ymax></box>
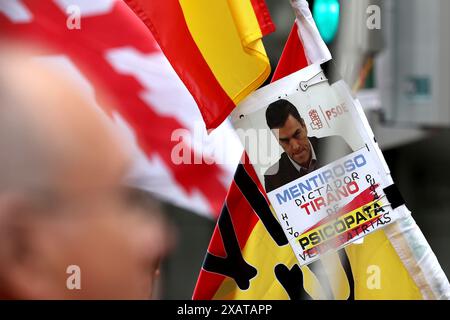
<box><xmin>0</xmin><ymin>194</ymin><xmax>65</xmax><ymax>299</ymax></box>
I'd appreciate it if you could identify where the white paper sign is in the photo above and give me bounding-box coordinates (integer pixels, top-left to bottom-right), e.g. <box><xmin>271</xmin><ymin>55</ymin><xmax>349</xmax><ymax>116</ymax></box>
<box><xmin>231</xmin><ymin>63</ymin><xmax>403</xmax><ymax>266</ymax></box>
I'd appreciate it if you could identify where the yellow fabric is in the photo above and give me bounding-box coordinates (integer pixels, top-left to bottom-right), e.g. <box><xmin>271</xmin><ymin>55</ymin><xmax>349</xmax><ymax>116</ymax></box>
<box><xmin>212</xmin><ymin>220</ymin><xmax>422</xmax><ymax>300</ymax></box>
<box><xmin>179</xmin><ymin>0</ymin><xmax>271</xmax><ymax>104</ymax></box>
<box><xmin>346</xmin><ymin>229</ymin><xmax>422</xmax><ymax>299</ymax></box>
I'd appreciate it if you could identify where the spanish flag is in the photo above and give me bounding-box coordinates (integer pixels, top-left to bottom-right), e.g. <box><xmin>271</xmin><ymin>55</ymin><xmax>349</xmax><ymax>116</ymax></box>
<box><xmin>193</xmin><ymin>0</ymin><xmax>450</xmax><ymax>299</ymax></box>
<box><xmin>124</xmin><ymin>0</ymin><xmax>274</xmax><ymax>129</ymax></box>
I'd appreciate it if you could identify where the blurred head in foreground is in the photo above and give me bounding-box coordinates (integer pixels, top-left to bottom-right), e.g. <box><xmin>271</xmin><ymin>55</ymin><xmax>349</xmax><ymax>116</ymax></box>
<box><xmin>0</xmin><ymin>50</ymin><xmax>169</xmax><ymax>299</ymax></box>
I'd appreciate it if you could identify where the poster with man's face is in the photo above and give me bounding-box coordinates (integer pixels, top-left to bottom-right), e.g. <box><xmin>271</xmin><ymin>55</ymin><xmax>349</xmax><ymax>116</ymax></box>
<box><xmin>232</xmin><ymin>64</ymin><xmax>402</xmax><ymax>266</ymax></box>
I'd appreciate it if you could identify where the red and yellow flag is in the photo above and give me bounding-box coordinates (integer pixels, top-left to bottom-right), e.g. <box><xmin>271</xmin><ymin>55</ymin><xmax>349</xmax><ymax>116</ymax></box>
<box><xmin>193</xmin><ymin>25</ymin><xmax>424</xmax><ymax>300</ymax></box>
<box><xmin>125</xmin><ymin>0</ymin><xmax>275</xmax><ymax>129</ymax></box>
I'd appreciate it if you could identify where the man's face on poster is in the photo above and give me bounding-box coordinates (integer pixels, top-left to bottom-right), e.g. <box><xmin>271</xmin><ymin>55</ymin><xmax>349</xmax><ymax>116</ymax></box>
<box><xmin>275</xmin><ymin>115</ymin><xmax>312</xmax><ymax>168</ymax></box>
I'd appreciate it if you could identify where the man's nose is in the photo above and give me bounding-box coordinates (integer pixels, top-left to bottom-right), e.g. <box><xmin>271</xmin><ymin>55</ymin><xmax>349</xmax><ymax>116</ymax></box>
<box><xmin>290</xmin><ymin>139</ymin><xmax>301</xmax><ymax>151</ymax></box>
<box><xmin>127</xmin><ymin>212</ymin><xmax>170</xmax><ymax>263</ymax></box>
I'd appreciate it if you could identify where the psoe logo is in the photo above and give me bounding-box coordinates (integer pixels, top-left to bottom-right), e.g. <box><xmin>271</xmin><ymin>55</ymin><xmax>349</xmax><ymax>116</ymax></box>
<box><xmin>324</xmin><ymin>103</ymin><xmax>349</xmax><ymax>121</ymax></box>
<box><xmin>309</xmin><ymin>109</ymin><xmax>323</xmax><ymax>130</ymax></box>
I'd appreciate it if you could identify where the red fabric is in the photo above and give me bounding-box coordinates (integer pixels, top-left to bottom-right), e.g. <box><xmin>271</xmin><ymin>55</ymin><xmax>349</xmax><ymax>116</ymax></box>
<box><xmin>272</xmin><ymin>23</ymin><xmax>308</xmax><ymax>82</ymax></box>
<box><xmin>0</xmin><ymin>0</ymin><xmax>228</xmax><ymax>217</ymax></box>
<box><xmin>125</xmin><ymin>0</ymin><xmax>275</xmax><ymax>130</ymax></box>
<box><xmin>124</xmin><ymin>0</ymin><xmax>235</xmax><ymax>130</ymax></box>
<box><xmin>250</xmin><ymin>0</ymin><xmax>276</xmax><ymax>36</ymax></box>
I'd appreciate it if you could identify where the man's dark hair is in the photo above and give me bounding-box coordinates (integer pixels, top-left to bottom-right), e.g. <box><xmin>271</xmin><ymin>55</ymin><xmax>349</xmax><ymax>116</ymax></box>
<box><xmin>266</xmin><ymin>99</ymin><xmax>304</xmax><ymax>130</ymax></box>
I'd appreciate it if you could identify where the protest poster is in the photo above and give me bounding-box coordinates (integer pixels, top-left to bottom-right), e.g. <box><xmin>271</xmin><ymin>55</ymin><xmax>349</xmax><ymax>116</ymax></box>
<box><xmin>231</xmin><ymin>63</ymin><xmax>405</xmax><ymax>266</ymax></box>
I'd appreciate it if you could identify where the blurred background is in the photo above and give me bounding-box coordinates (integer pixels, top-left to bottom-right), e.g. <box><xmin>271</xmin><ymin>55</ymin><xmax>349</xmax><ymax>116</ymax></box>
<box><xmin>1</xmin><ymin>0</ymin><xmax>449</xmax><ymax>299</ymax></box>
